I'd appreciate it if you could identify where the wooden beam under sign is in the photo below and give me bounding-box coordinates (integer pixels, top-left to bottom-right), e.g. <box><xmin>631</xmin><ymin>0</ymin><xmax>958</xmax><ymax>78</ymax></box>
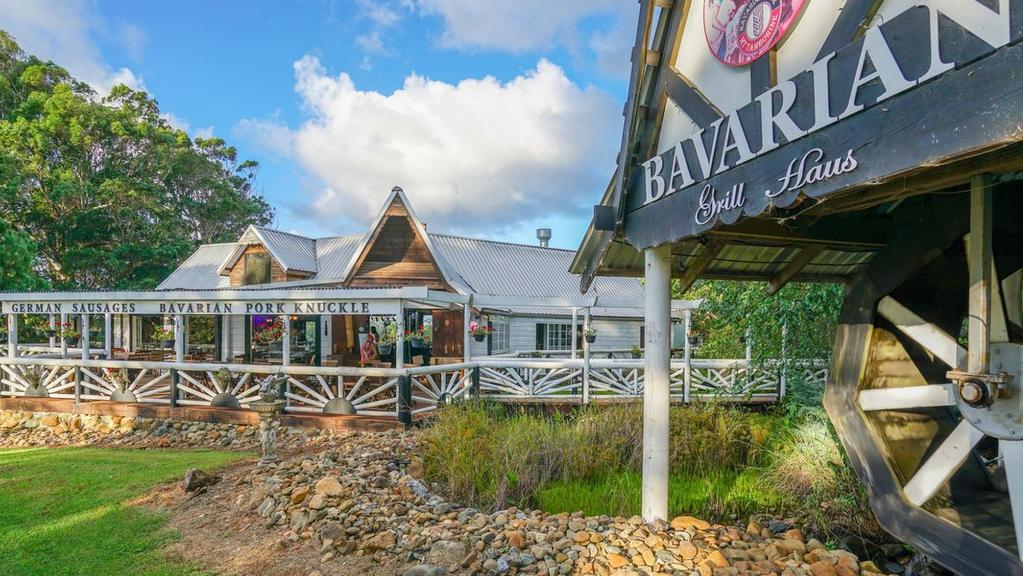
<box><xmin>663</xmin><ymin>69</ymin><xmax>721</xmax><ymax>129</ymax></box>
<box><xmin>677</xmin><ymin>241</ymin><xmax>724</xmax><ymax>293</ymax></box>
<box><xmin>768</xmin><ymin>245</ymin><xmax>825</xmax><ymax>295</ymax></box>
<box><xmin>707</xmin><ymin>220</ymin><xmax>886</xmax><ymax>249</ymax></box>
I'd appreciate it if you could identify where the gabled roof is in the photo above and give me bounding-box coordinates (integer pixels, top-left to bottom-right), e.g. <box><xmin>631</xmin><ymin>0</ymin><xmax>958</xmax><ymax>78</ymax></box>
<box><xmin>158</xmin><ymin>188</ymin><xmax>648</xmax><ymax>317</ymax></box>
<box><xmin>220</xmin><ymin>225</ymin><xmax>318</xmax><ymax>275</ymax></box>
<box><xmin>312</xmin><ymin>234</ymin><xmax>362</xmax><ymax>280</ymax></box>
<box><xmin>157</xmin><ymin>243</ymin><xmax>235</xmax><ymax>290</ymax></box>
<box><xmin>342</xmin><ymin>186</ymin><xmax>470</xmax><ymax>293</ymax></box>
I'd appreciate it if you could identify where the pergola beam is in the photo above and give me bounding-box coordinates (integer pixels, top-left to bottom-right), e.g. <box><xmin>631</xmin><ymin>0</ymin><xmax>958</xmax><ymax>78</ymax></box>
<box><xmin>768</xmin><ymin>245</ymin><xmax>825</xmax><ymax>295</ymax></box>
<box><xmin>676</xmin><ymin>241</ymin><xmax>724</xmax><ymax>293</ymax></box>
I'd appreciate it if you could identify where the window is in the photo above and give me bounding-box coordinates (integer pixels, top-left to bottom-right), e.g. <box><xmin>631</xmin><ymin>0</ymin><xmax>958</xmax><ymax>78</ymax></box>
<box><xmin>244</xmin><ymin>253</ymin><xmax>271</xmax><ymax>285</ymax></box>
<box><xmin>490</xmin><ymin>317</ymin><xmax>510</xmax><ymax>354</ymax></box>
<box><xmin>536</xmin><ymin>322</ymin><xmax>574</xmax><ymax>351</ymax></box>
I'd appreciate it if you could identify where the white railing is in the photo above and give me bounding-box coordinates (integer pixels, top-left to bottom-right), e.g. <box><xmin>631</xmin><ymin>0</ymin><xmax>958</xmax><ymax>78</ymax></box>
<box><xmin>0</xmin><ymin>356</ymin><xmax>829</xmax><ymax>421</ymax></box>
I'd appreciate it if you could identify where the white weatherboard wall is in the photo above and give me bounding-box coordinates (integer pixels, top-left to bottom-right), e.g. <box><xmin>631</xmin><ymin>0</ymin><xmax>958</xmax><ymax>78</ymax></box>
<box><xmin>473</xmin><ymin>316</ymin><xmax>643</xmax><ymax>355</ymax></box>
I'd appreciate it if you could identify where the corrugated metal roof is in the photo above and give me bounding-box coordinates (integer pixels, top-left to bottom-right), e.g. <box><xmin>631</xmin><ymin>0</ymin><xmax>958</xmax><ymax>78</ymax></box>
<box><xmin>253</xmin><ymin>227</ymin><xmax>318</xmax><ymax>273</ymax></box>
<box><xmin>156</xmin><ymin>244</ymin><xmax>235</xmax><ymax>290</ymax></box>
<box><xmin>428</xmin><ymin>233</ymin><xmax>644</xmax><ymax>301</ymax></box>
<box><xmin>313</xmin><ymin>235</ymin><xmax>362</xmax><ymax>280</ymax></box>
<box><xmin>483</xmin><ymin>306</ymin><xmax>643</xmax><ymax>319</ymax></box>
<box><xmin>161</xmin><ymin>230</ymin><xmax>646</xmax><ymax>308</ymax></box>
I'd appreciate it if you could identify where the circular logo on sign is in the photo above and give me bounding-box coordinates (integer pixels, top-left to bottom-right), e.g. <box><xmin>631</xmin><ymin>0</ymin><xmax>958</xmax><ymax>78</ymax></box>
<box><xmin>704</xmin><ymin>0</ymin><xmax>806</xmax><ymax>67</ymax></box>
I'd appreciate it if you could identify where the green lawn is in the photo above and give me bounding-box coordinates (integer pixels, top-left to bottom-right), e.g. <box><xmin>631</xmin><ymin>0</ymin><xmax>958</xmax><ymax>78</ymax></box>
<box><xmin>0</xmin><ymin>447</ymin><xmax>248</xmax><ymax>576</ymax></box>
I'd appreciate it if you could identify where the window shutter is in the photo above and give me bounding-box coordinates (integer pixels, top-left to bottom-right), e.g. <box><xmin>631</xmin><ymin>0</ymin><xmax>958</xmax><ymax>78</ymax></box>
<box><xmin>535</xmin><ymin>323</ymin><xmax>547</xmax><ymax>351</ymax></box>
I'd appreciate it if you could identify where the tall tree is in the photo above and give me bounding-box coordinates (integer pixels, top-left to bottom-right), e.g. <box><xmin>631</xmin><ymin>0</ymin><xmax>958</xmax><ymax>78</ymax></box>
<box><xmin>680</xmin><ymin>280</ymin><xmax>843</xmax><ymax>361</ymax></box>
<box><xmin>0</xmin><ymin>31</ymin><xmax>273</xmax><ymax>290</ymax></box>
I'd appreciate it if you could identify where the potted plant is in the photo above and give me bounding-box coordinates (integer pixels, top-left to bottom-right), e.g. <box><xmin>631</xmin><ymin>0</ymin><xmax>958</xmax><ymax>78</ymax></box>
<box><xmin>151</xmin><ymin>326</ymin><xmax>175</xmax><ymax>348</ymax></box>
<box><xmin>58</xmin><ymin>322</ymin><xmax>81</xmax><ymax>346</ymax></box>
<box><xmin>408</xmin><ymin>326</ymin><xmax>432</xmax><ymax>349</ymax></box>
<box><xmin>23</xmin><ymin>315</ymin><xmax>53</xmax><ymax>339</ymax></box>
<box><xmin>583</xmin><ymin>327</ymin><xmax>597</xmax><ymax>344</ymax></box>
<box><xmin>377</xmin><ymin>332</ymin><xmax>395</xmax><ymax>355</ymax></box>
<box><xmin>0</xmin><ymin>323</ymin><xmax>7</xmax><ymax>345</ymax></box>
<box><xmin>467</xmin><ymin>321</ymin><xmax>493</xmax><ymax>342</ymax></box>
<box><xmin>253</xmin><ymin>317</ymin><xmax>285</xmax><ymax>345</ymax></box>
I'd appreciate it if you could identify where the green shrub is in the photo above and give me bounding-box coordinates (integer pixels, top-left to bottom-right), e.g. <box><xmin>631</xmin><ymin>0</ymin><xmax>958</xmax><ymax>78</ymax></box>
<box><xmin>420</xmin><ymin>401</ymin><xmax>880</xmax><ymax>541</ymax></box>
<box><xmin>420</xmin><ymin>401</ymin><xmax>781</xmax><ymax>512</ymax></box>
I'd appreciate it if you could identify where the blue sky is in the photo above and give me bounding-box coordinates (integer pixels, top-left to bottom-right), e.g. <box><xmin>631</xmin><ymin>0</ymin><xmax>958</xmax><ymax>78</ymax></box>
<box><xmin>0</xmin><ymin>0</ymin><xmax>638</xmax><ymax>249</ymax></box>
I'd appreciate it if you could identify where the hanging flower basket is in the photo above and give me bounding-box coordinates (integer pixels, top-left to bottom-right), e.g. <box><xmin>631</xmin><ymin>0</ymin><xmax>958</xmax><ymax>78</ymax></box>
<box><xmin>253</xmin><ymin>318</ymin><xmax>285</xmax><ymax>345</ymax></box>
<box><xmin>57</xmin><ymin>322</ymin><xmax>81</xmax><ymax>347</ymax></box>
<box><xmin>585</xmin><ymin>334</ymin><xmax>597</xmax><ymax>344</ymax></box>
<box><xmin>151</xmin><ymin>327</ymin><xmax>175</xmax><ymax>349</ymax></box>
<box><xmin>467</xmin><ymin>320</ymin><xmax>492</xmax><ymax>342</ymax></box>
<box><xmin>377</xmin><ymin>343</ymin><xmax>394</xmax><ymax>355</ymax></box>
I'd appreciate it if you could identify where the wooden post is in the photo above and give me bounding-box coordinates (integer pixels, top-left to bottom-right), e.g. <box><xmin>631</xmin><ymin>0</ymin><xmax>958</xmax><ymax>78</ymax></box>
<box><xmin>48</xmin><ymin>314</ymin><xmax>55</xmax><ymax>349</ymax></box>
<box><xmin>397</xmin><ymin>375</ymin><xmax>412</xmax><ymax>426</ymax></box>
<box><xmin>174</xmin><ymin>315</ymin><xmax>185</xmax><ymax>363</ymax></box>
<box><xmin>80</xmin><ymin>314</ymin><xmax>90</xmax><ymax>360</ymax></box>
<box><xmin>582</xmin><ymin>307</ymin><xmax>591</xmax><ymax>404</ymax></box>
<box><xmin>571</xmin><ymin>308</ymin><xmax>579</xmax><ymax>360</ymax></box>
<box><xmin>471</xmin><ymin>365</ymin><xmax>481</xmax><ymax>397</ymax></box>
<box><xmin>282</xmin><ymin>314</ymin><xmax>292</xmax><ymax>367</ymax></box>
<box><xmin>968</xmin><ymin>174</ymin><xmax>993</xmax><ymax>374</ymax></box>
<box><xmin>683</xmin><ymin>309</ymin><xmax>692</xmax><ymax>403</ymax></box>
<box><xmin>462</xmin><ymin>301</ymin><xmax>471</xmax><ymax>363</ymax></box>
<box><xmin>214</xmin><ymin>315</ymin><xmax>223</xmax><ymax>361</ymax></box>
<box><xmin>643</xmin><ymin>244</ymin><xmax>672</xmax><ymax>522</ymax></box>
<box><xmin>6</xmin><ymin>314</ymin><xmax>17</xmax><ymax>359</ymax></box>
<box><xmin>780</xmin><ymin>322</ymin><xmax>788</xmax><ymax>400</ymax></box>
<box><xmin>60</xmin><ymin>313</ymin><xmax>68</xmax><ymax>359</ymax></box>
<box><xmin>104</xmin><ymin>313</ymin><xmax>112</xmax><ymax>359</ymax></box>
<box><xmin>395</xmin><ymin>300</ymin><xmax>404</xmax><ymax>371</ymax></box>
<box><xmin>171</xmin><ymin>315</ymin><xmax>184</xmax><ymax>408</ymax></box>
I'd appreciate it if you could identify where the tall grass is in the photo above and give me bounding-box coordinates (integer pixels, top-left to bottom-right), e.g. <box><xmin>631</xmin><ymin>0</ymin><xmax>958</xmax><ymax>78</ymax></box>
<box><xmin>420</xmin><ymin>402</ymin><xmax>879</xmax><ymax>539</ymax></box>
<box><xmin>421</xmin><ymin>401</ymin><xmax>780</xmax><ymax>512</ymax></box>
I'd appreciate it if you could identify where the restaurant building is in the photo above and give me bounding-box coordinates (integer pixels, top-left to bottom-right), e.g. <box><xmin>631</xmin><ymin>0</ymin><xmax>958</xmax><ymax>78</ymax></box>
<box><xmin>8</xmin><ymin>187</ymin><xmax>656</xmax><ymax>367</ymax></box>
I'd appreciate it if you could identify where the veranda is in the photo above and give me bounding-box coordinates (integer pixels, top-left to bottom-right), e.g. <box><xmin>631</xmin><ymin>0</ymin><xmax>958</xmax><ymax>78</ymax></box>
<box><xmin>0</xmin><ymin>288</ymin><xmax>823</xmax><ymax>425</ymax></box>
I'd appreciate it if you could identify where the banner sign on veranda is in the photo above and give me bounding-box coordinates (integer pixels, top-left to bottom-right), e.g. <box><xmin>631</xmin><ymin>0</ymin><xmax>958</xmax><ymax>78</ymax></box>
<box><xmin>0</xmin><ymin>300</ymin><xmax>390</xmax><ymax>316</ymax></box>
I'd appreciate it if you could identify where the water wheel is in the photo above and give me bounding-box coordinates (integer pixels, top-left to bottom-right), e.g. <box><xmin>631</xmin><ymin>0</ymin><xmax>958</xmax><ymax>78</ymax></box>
<box><xmin>825</xmin><ymin>179</ymin><xmax>1023</xmax><ymax>575</ymax></box>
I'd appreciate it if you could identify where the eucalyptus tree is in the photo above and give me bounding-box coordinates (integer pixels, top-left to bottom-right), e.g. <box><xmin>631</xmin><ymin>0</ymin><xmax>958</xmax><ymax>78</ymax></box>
<box><xmin>0</xmin><ymin>31</ymin><xmax>273</xmax><ymax>290</ymax></box>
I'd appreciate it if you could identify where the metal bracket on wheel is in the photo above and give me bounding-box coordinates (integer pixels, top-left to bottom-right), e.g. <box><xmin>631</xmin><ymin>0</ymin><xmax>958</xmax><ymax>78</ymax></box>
<box><xmin>946</xmin><ymin>370</ymin><xmax>1014</xmax><ymax>407</ymax></box>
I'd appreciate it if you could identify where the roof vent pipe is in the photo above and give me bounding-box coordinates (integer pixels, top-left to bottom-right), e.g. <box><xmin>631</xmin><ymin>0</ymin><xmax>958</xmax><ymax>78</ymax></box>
<box><xmin>536</xmin><ymin>228</ymin><xmax>552</xmax><ymax>248</ymax></box>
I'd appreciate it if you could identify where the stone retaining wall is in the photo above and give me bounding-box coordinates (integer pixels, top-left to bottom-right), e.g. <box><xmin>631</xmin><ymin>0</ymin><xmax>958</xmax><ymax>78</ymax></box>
<box><xmin>0</xmin><ymin>408</ymin><xmax>342</xmax><ymax>450</ymax></box>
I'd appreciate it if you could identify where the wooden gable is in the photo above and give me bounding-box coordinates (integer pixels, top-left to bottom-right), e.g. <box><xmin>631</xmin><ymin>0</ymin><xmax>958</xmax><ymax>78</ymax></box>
<box><xmin>345</xmin><ymin>196</ymin><xmax>451</xmax><ymax>290</ymax></box>
<box><xmin>225</xmin><ymin>244</ymin><xmax>311</xmax><ymax>287</ymax></box>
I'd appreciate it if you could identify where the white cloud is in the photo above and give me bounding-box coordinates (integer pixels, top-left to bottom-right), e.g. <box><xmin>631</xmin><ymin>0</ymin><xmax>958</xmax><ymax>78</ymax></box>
<box><xmin>118</xmin><ymin>22</ymin><xmax>148</xmax><ymax>63</ymax></box>
<box><xmin>351</xmin><ymin>0</ymin><xmax>413</xmax><ymax>69</ymax></box>
<box><xmin>0</xmin><ymin>0</ymin><xmax>145</xmax><ymax>96</ymax></box>
<box><xmin>417</xmin><ymin>0</ymin><xmax>634</xmax><ymax>56</ymax></box>
<box><xmin>238</xmin><ymin>56</ymin><xmax>620</xmax><ymax>236</ymax></box>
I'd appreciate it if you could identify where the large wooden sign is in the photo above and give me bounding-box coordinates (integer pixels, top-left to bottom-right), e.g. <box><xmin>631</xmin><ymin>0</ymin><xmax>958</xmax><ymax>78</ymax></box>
<box><xmin>0</xmin><ymin>299</ymin><xmax>391</xmax><ymax>316</ymax></box>
<box><xmin>626</xmin><ymin>1</ymin><xmax>1023</xmax><ymax>249</ymax></box>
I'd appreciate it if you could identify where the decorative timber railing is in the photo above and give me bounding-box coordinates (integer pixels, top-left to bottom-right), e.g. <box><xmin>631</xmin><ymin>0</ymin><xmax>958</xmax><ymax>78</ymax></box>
<box><xmin>0</xmin><ymin>352</ymin><xmax>829</xmax><ymax>424</ymax></box>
